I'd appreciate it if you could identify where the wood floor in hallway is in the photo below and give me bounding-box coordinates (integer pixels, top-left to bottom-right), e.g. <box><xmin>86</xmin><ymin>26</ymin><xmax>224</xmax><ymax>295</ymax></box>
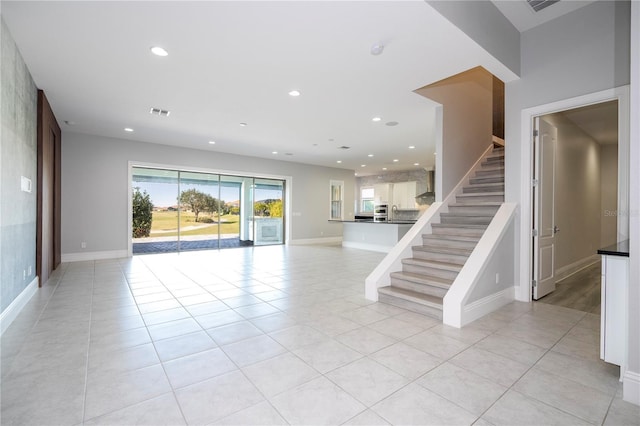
<box><xmin>537</xmin><ymin>262</ymin><xmax>601</xmax><ymax>314</ymax></box>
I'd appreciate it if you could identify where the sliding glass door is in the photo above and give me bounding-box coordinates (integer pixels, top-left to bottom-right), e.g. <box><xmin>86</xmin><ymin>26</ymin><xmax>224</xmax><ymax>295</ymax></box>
<box><xmin>131</xmin><ymin>167</ymin><xmax>285</xmax><ymax>254</ymax></box>
<box><xmin>179</xmin><ymin>171</ymin><xmax>220</xmax><ymax>251</ymax></box>
<box><xmin>254</xmin><ymin>178</ymin><xmax>285</xmax><ymax>246</ymax></box>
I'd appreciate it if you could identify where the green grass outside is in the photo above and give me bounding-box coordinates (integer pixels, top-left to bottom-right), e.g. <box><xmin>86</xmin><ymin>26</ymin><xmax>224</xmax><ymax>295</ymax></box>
<box><xmin>149</xmin><ymin>210</ymin><xmax>239</xmax><ymax>237</ymax></box>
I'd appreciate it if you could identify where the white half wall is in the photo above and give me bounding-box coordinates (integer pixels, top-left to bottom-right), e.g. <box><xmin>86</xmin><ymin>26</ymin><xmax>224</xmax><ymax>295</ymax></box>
<box><xmin>61</xmin><ymin>132</ymin><xmax>355</xmax><ymax>257</ymax></box>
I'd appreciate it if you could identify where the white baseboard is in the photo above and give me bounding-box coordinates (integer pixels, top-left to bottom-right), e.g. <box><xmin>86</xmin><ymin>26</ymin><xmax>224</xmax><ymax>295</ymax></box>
<box><xmin>288</xmin><ymin>237</ymin><xmax>342</xmax><ymax>246</ymax></box>
<box><xmin>61</xmin><ymin>249</ymin><xmax>128</xmax><ymax>263</ymax></box>
<box><xmin>341</xmin><ymin>241</ymin><xmax>393</xmax><ymax>253</ymax></box>
<box><xmin>461</xmin><ymin>287</ymin><xmax>515</xmax><ymax>327</ymax></box>
<box><xmin>623</xmin><ymin>370</ymin><xmax>640</xmax><ymax>406</ymax></box>
<box><xmin>1</xmin><ymin>277</ymin><xmax>38</xmax><ymax>336</ymax></box>
<box><xmin>555</xmin><ymin>254</ymin><xmax>599</xmax><ymax>282</ymax></box>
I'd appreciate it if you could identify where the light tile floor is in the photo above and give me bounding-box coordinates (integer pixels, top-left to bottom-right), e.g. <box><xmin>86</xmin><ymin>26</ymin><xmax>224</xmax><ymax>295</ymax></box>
<box><xmin>1</xmin><ymin>245</ymin><xmax>638</xmax><ymax>425</ymax></box>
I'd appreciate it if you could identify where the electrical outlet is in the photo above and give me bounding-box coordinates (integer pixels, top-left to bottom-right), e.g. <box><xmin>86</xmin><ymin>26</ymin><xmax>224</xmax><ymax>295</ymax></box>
<box><xmin>23</xmin><ymin>269</ymin><xmax>26</xmax><ymax>280</ymax></box>
<box><xmin>495</xmin><ymin>273</ymin><xmax>500</xmax><ymax>284</ymax></box>
<box><xmin>81</xmin><ymin>242</ymin><xmax>87</xmax><ymax>249</ymax></box>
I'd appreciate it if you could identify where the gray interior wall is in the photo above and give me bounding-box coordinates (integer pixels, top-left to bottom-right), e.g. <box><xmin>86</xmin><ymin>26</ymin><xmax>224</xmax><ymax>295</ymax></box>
<box><xmin>466</xmin><ymin>219</ymin><xmax>515</xmax><ymax>303</ymax></box>
<box><xmin>0</xmin><ymin>18</ymin><xmax>38</xmax><ymax>312</ymax></box>
<box><xmin>600</xmin><ymin>144</ymin><xmax>618</xmax><ymax>247</ymax></box>
<box><xmin>503</xmin><ymin>0</ymin><xmax>631</xmax><ymax>284</ymax></box>
<box><xmin>543</xmin><ymin>114</ymin><xmax>602</xmax><ymax>270</ymax></box>
<box><xmin>426</xmin><ymin>0</ymin><xmax>520</xmax><ymax>76</ymax></box>
<box><xmin>61</xmin><ymin>132</ymin><xmax>355</xmax><ymax>255</ymax></box>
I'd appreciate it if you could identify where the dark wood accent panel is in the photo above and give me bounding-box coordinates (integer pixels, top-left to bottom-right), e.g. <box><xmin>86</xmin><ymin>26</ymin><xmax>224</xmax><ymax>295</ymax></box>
<box><xmin>37</xmin><ymin>90</ymin><xmax>62</xmax><ymax>287</ymax></box>
<box><xmin>492</xmin><ymin>76</ymin><xmax>505</xmax><ymax>140</ymax></box>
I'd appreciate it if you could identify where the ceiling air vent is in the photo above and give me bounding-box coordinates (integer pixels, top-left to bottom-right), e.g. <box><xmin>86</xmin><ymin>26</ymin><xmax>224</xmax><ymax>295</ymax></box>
<box><xmin>526</xmin><ymin>0</ymin><xmax>560</xmax><ymax>13</ymax></box>
<box><xmin>338</xmin><ymin>146</ymin><xmax>351</xmax><ymax>150</ymax></box>
<box><xmin>149</xmin><ymin>107</ymin><xmax>171</xmax><ymax>117</ymax></box>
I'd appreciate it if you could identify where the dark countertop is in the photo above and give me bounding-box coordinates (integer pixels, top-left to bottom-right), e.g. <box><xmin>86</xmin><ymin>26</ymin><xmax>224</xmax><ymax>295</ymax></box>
<box><xmin>329</xmin><ymin>220</ymin><xmax>416</xmax><ymax>225</ymax></box>
<box><xmin>597</xmin><ymin>240</ymin><xmax>629</xmax><ymax>257</ymax></box>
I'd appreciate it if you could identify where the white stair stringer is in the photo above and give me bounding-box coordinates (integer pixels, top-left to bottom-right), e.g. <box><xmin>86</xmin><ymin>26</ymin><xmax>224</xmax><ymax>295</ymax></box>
<box><xmin>366</xmin><ymin>145</ymin><xmax>515</xmax><ymax>325</ymax></box>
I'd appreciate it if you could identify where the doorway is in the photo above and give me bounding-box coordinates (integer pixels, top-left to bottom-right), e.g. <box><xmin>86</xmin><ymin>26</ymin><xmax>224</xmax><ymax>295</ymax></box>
<box><xmin>531</xmin><ymin>100</ymin><xmax>621</xmax><ymax>310</ymax></box>
<box><xmin>130</xmin><ymin>166</ymin><xmax>285</xmax><ymax>254</ymax></box>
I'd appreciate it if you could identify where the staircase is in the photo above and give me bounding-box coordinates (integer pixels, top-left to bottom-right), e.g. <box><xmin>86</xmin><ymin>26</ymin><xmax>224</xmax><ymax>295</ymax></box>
<box><xmin>377</xmin><ymin>146</ymin><xmax>505</xmax><ymax>319</ymax></box>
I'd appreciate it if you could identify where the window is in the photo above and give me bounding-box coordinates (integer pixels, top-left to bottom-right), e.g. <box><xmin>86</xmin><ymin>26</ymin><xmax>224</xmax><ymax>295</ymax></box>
<box><xmin>361</xmin><ymin>187</ymin><xmax>374</xmax><ymax>212</ymax></box>
<box><xmin>329</xmin><ymin>180</ymin><xmax>344</xmax><ymax>220</ymax></box>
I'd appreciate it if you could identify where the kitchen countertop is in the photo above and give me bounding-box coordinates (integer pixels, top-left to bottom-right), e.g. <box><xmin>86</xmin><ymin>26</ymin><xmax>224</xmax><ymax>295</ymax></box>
<box><xmin>597</xmin><ymin>240</ymin><xmax>629</xmax><ymax>257</ymax></box>
<box><xmin>329</xmin><ymin>219</ymin><xmax>416</xmax><ymax>224</ymax></box>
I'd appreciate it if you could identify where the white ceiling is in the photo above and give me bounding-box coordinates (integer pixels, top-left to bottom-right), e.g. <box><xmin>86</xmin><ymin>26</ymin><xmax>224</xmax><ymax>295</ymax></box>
<box><xmin>2</xmin><ymin>1</ymin><xmax>522</xmax><ymax>176</ymax></box>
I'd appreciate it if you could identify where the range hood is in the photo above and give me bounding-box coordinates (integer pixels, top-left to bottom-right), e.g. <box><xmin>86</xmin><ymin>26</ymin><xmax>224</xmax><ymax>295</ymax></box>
<box><xmin>415</xmin><ymin>170</ymin><xmax>435</xmax><ymax>199</ymax></box>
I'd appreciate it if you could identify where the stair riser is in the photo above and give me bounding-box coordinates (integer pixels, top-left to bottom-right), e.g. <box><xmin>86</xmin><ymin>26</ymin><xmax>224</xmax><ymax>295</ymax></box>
<box><xmin>411</xmin><ymin>249</ymin><xmax>468</xmax><ymax>264</ymax></box>
<box><xmin>402</xmin><ymin>263</ymin><xmax>459</xmax><ymax>280</ymax></box>
<box><xmin>421</xmin><ymin>237</ymin><xmax>479</xmax><ymax>249</ymax></box>
<box><xmin>463</xmin><ymin>185</ymin><xmax>504</xmax><ymax>194</ymax></box>
<box><xmin>456</xmin><ymin>195</ymin><xmax>504</xmax><ymax>203</ymax></box>
<box><xmin>475</xmin><ymin>169</ymin><xmax>504</xmax><ymax>177</ymax></box>
<box><xmin>481</xmin><ymin>162</ymin><xmax>504</xmax><ymax>169</ymax></box>
<box><xmin>440</xmin><ymin>217</ymin><xmax>493</xmax><ymax>225</ymax></box>
<box><xmin>390</xmin><ymin>278</ymin><xmax>449</xmax><ymax>298</ymax></box>
<box><xmin>432</xmin><ymin>227</ymin><xmax>485</xmax><ymax>238</ymax></box>
<box><xmin>448</xmin><ymin>206</ymin><xmax>500</xmax><ymax>215</ymax></box>
<box><xmin>378</xmin><ymin>293</ymin><xmax>443</xmax><ymax>320</ymax></box>
<box><xmin>470</xmin><ymin>177</ymin><xmax>504</xmax><ymax>184</ymax></box>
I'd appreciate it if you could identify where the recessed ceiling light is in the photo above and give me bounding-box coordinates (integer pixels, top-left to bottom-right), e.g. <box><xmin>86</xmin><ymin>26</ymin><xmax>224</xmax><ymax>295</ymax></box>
<box><xmin>64</xmin><ymin>120</ymin><xmax>75</xmax><ymax>126</ymax></box>
<box><xmin>414</xmin><ymin>163</ymin><xmax>420</xmax><ymax>166</ymax></box>
<box><xmin>382</xmin><ymin>167</ymin><xmax>387</xmax><ymax>171</ymax></box>
<box><xmin>285</xmin><ymin>153</ymin><xmax>293</xmax><ymax>156</ymax></box>
<box><xmin>124</xmin><ymin>127</ymin><xmax>134</xmax><ymax>132</ymax></box>
<box><xmin>336</xmin><ymin>160</ymin><xmax>342</xmax><ymax>163</ymax></box>
<box><xmin>288</xmin><ymin>90</ymin><xmax>301</xmax><ymax>97</ymax></box>
<box><xmin>368</xmin><ymin>154</ymin><xmax>374</xmax><ymax>157</ymax></box>
<box><xmin>150</xmin><ymin>46</ymin><xmax>168</xmax><ymax>57</ymax></box>
<box><xmin>393</xmin><ymin>159</ymin><xmax>399</xmax><ymax>162</ymax></box>
<box><xmin>386</xmin><ymin>121</ymin><xmax>399</xmax><ymax>126</ymax></box>
<box><xmin>361</xmin><ymin>164</ymin><xmax>366</xmax><ymax>167</ymax></box>
<box><xmin>372</xmin><ymin>117</ymin><xmax>382</xmax><ymax>122</ymax></box>
<box><xmin>239</xmin><ymin>122</ymin><xmax>247</xmax><ymax>127</ymax></box>
<box><xmin>408</xmin><ymin>146</ymin><xmax>415</xmax><ymax>149</ymax></box>
<box><xmin>329</xmin><ymin>138</ymin><xmax>335</xmax><ymax>142</ymax></box>
<box><xmin>208</xmin><ymin>140</ymin><xmax>216</xmax><ymax>145</ymax></box>
<box><xmin>272</xmin><ymin>151</ymin><xmax>278</xmax><ymax>154</ymax></box>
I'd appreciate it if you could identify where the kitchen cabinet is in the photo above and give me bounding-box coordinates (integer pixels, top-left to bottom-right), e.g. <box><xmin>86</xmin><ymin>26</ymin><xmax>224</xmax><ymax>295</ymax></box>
<box><xmin>373</xmin><ymin>183</ymin><xmax>391</xmax><ymax>203</ymax></box>
<box><xmin>392</xmin><ymin>181</ymin><xmax>417</xmax><ymax>209</ymax></box>
<box><xmin>598</xmin><ymin>240</ymin><xmax>629</xmax><ymax>375</ymax></box>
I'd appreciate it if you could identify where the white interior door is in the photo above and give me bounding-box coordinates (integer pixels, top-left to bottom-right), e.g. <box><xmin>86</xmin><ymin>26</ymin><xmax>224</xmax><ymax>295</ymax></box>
<box><xmin>533</xmin><ymin>117</ymin><xmax>558</xmax><ymax>300</ymax></box>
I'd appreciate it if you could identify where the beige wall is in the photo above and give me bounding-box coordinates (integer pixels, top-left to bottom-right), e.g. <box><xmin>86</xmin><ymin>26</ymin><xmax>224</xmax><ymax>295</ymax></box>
<box><xmin>543</xmin><ymin>114</ymin><xmax>600</xmax><ymax>271</ymax></box>
<box><xmin>415</xmin><ymin>66</ymin><xmax>493</xmax><ymax>197</ymax></box>
<box><xmin>600</xmin><ymin>144</ymin><xmax>618</xmax><ymax>247</ymax></box>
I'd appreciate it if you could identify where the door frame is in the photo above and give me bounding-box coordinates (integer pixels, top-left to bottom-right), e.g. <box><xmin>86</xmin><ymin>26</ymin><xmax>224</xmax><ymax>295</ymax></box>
<box><xmin>37</xmin><ymin>91</ymin><xmax>62</xmax><ymax>287</ymax></box>
<box><xmin>127</xmin><ymin>161</ymin><xmax>292</xmax><ymax>256</ymax></box>
<box><xmin>517</xmin><ymin>85</ymin><xmax>630</xmax><ymax>302</ymax></box>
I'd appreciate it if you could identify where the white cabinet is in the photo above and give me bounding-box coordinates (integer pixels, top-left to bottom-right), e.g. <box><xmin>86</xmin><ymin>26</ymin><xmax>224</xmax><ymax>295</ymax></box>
<box><xmin>373</xmin><ymin>184</ymin><xmax>391</xmax><ymax>203</ymax></box>
<box><xmin>392</xmin><ymin>181</ymin><xmax>417</xmax><ymax>209</ymax></box>
<box><xmin>600</xmin><ymin>254</ymin><xmax>629</xmax><ymax>370</ymax></box>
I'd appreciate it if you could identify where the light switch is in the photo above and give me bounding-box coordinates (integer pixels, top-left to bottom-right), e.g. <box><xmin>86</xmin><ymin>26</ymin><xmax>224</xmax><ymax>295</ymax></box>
<box><xmin>21</xmin><ymin>176</ymin><xmax>32</xmax><ymax>193</ymax></box>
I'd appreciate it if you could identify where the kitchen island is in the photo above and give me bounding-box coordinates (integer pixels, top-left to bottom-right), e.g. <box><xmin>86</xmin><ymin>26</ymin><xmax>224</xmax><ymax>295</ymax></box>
<box><xmin>331</xmin><ymin>220</ymin><xmax>415</xmax><ymax>253</ymax></box>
